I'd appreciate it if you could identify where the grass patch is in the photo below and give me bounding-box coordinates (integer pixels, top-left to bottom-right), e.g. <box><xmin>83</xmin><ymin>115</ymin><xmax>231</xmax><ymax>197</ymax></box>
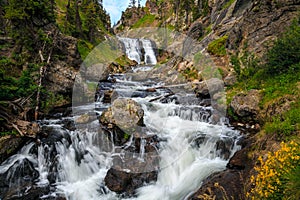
<box><xmin>264</xmin><ymin>101</ymin><xmax>300</xmax><ymax>137</ymax></box>
<box><xmin>222</xmin><ymin>0</ymin><xmax>235</xmax><ymax>10</ymax></box>
<box><xmin>131</xmin><ymin>14</ymin><xmax>156</xmax><ymax>29</ymax></box>
<box><xmin>207</xmin><ymin>35</ymin><xmax>228</xmax><ymax>56</ymax></box>
<box><xmin>77</xmin><ymin>39</ymin><xmax>94</xmax><ymax>60</ymax></box>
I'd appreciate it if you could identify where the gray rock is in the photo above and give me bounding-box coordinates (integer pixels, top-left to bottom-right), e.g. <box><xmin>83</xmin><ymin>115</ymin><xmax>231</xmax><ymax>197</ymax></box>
<box><xmin>104</xmin><ymin>167</ymin><xmax>157</xmax><ymax>196</ymax></box>
<box><xmin>84</xmin><ymin>63</ymin><xmax>110</xmax><ymax>82</ymax></box>
<box><xmin>100</xmin><ymin>98</ymin><xmax>144</xmax><ymax>131</ymax></box>
<box><xmin>224</xmin><ymin>73</ymin><xmax>237</xmax><ymax>86</ymax></box>
<box><xmin>194</xmin><ymin>78</ymin><xmax>224</xmax><ymax>99</ymax></box>
<box><xmin>230</xmin><ymin>89</ymin><xmax>261</xmax><ymax>121</ymax></box>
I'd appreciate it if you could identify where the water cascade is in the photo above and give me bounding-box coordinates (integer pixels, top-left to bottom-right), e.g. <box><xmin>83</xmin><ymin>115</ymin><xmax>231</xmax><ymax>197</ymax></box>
<box><xmin>0</xmin><ymin>38</ymin><xmax>240</xmax><ymax>200</ymax></box>
<box><xmin>118</xmin><ymin>37</ymin><xmax>157</xmax><ymax>65</ymax></box>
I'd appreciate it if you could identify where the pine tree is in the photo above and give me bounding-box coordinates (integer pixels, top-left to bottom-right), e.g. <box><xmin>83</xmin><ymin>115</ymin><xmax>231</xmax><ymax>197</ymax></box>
<box><xmin>129</xmin><ymin>0</ymin><xmax>136</xmax><ymax>7</ymax></box>
<box><xmin>4</xmin><ymin>0</ymin><xmax>56</xmax><ymax>51</ymax></box>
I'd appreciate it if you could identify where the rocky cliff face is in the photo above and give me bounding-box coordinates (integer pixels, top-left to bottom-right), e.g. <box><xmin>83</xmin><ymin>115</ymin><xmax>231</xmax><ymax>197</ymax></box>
<box><xmin>43</xmin><ymin>32</ymin><xmax>81</xmax><ymax>103</ymax></box>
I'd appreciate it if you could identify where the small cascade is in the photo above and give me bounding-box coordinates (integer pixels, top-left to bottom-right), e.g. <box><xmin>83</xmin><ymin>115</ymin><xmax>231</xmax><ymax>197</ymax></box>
<box><xmin>118</xmin><ymin>37</ymin><xmax>157</xmax><ymax>65</ymax></box>
<box><xmin>140</xmin><ymin>39</ymin><xmax>157</xmax><ymax>65</ymax></box>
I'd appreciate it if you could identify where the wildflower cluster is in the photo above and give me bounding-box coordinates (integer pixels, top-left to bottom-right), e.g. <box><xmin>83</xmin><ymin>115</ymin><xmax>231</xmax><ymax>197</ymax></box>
<box><xmin>248</xmin><ymin>141</ymin><xmax>300</xmax><ymax>199</ymax></box>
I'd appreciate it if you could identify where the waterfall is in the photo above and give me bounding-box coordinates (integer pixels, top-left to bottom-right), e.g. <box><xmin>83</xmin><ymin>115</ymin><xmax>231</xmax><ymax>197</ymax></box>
<box><xmin>140</xmin><ymin>39</ymin><xmax>157</xmax><ymax>65</ymax></box>
<box><xmin>0</xmin><ymin>38</ymin><xmax>240</xmax><ymax>200</ymax></box>
<box><xmin>118</xmin><ymin>37</ymin><xmax>157</xmax><ymax>65</ymax></box>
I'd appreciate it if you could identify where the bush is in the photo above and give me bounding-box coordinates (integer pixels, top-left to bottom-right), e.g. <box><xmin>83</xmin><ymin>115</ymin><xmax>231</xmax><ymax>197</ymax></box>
<box><xmin>248</xmin><ymin>141</ymin><xmax>300</xmax><ymax>200</ymax></box>
<box><xmin>0</xmin><ymin>66</ymin><xmax>38</xmax><ymax>100</ymax></box>
<box><xmin>266</xmin><ymin>18</ymin><xmax>300</xmax><ymax>75</ymax></box>
<box><xmin>207</xmin><ymin>35</ymin><xmax>228</xmax><ymax>56</ymax></box>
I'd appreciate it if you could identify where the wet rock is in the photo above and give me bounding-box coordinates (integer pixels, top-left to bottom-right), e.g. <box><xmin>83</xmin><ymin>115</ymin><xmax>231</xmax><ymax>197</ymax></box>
<box><xmin>0</xmin><ymin>136</ymin><xmax>30</xmax><ymax>164</ymax></box>
<box><xmin>38</xmin><ymin>125</ymin><xmax>71</xmax><ymax>145</ymax></box>
<box><xmin>230</xmin><ymin>89</ymin><xmax>262</xmax><ymax>122</ymax></box>
<box><xmin>104</xmin><ymin>167</ymin><xmax>158</xmax><ymax>196</ymax></box>
<box><xmin>188</xmin><ymin>169</ymin><xmax>244</xmax><ymax>200</ymax></box>
<box><xmin>216</xmin><ymin>137</ymin><xmax>235</xmax><ymax>160</ymax></box>
<box><xmin>0</xmin><ymin>158</ymin><xmax>39</xmax><ymax>199</ymax></box>
<box><xmin>103</xmin><ymin>131</ymin><xmax>159</xmax><ymax>196</ymax></box>
<box><xmin>194</xmin><ymin>78</ymin><xmax>224</xmax><ymax>99</ymax></box>
<box><xmin>100</xmin><ymin>98</ymin><xmax>144</xmax><ymax>131</ymax></box>
<box><xmin>3</xmin><ymin>185</ymin><xmax>52</xmax><ymax>200</ymax></box>
<box><xmin>61</xmin><ymin>118</ymin><xmax>76</xmax><ymax>131</ymax></box>
<box><xmin>103</xmin><ymin>90</ymin><xmax>114</xmax><ymax>103</ymax></box>
<box><xmin>227</xmin><ymin>148</ymin><xmax>249</xmax><ymax>170</ymax></box>
<box><xmin>75</xmin><ymin>113</ymin><xmax>91</xmax><ymax>124</ymax></box>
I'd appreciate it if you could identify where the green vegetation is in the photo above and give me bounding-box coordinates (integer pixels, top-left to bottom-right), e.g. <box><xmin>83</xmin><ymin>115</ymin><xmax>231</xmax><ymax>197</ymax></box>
<box><xmin>182</xmin><ymin>66</ymin><xmax>200</xmax><ymax>81</ymax></box>
<box><xmin>264</xmin><ymin>102</ymin><xmax>300</xmax><ymax>137</ymax></box>
<box><xmin>229</xmin><ymin>18</ymin><xmax>300</xmax><ymax>137</ymax></box>
<box><xmin>228</xmin><ymin>17</ymin><xmax>300</xmax><ymax>199</ymax></box>
<box><xmin>77</xmin><ymin>39</ymin><xmax>94</xmax><ymax>60</ymax></box>
<box><xmin>0</xmin><ymin>0</ymin><xmax>111</xmax><ymax>131</ymax></box>
<box><xmin>55</xmin><ymin>0</ymin><xmax>110</xmax><ymax>45</ymax></box>
<box><xmin>266</xmin><ymin>19</ymin><xmax>300</xmax><ymax>75</ymax></box>
<box><xmin>0</xmin><ymin>130</ymin><xmax>17</xmax><ymax>137</ymax></box>
<box><xmin>222</xmin><ymin>0</ymin><xmax>235</xmax><ymax>10</ymax></box>
<box><xmin>4</xmin><ymin>0</ymin><xmax>55</xmax><ymax>51</ymax></box>
<box><xmin>249</xmin><ymin>141</ymin><xmax>300</xmax><ymax>200</ymax></box>
<box><xmin>131</xmin><ymin>14</ymin><xmax>156</xmax><ymax>28</ymax></box>
<box><xmin>0</xmin><ymin>63</ymin><xmax>38</xmax><ymax>100</ymax></box>
<box><xmin>123</xmin><ymin>133</ymin><xmax>130</xmax><ymax>140</ymax></box>
<box><xmin>229</xmin><ymin>17</ymin><xmax>300</xmax><ymax>98</ymax></box>
<box><xmin>207</xmin><ymin>35</ymin><xmax>228</xmax><ymax>56</ymax></box>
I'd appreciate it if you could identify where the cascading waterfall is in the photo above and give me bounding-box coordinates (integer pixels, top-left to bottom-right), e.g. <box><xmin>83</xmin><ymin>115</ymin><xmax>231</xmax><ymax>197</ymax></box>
<box><xmin>0</xmin><ymin>38</ymin><xmax>240</xmax><ymax>200</ymax></box>
<box><xmin>140</xmin><ymin>39</ymin><xmax>157</xmax><ymax>65</ymax></box>
<box><xmin>118</xmin><ymin>37</ymin><xmax>157</xmax><ymax>65</ymax></box>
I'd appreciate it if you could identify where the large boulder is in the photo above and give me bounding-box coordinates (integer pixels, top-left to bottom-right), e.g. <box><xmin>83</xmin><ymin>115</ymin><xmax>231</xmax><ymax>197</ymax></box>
<box><xmin>84</xmin><ymin>63</ymin><xmax>110</xmax><ymax>82</ymax></box>
<box><xmin>230</xmin><ymin>89</ymin><xmax>262</xmax><ymax>122</ymax></box>
<box><xmin>104</xmin><ymin>168</ymin><xmax>157</xmax><ymax>196</ymax></box>
<box><xmin>194</xmin><ymin>78</ymin><xmax>224</xmax><ymax>99</ymax></box>
<box><xmin>100</xmin><ymin>98</ymin><xmax>144</xmax><ymax>131</ymax></box>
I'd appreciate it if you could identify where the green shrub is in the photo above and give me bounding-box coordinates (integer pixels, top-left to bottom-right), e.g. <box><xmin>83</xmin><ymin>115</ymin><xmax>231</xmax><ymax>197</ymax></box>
<box><xmin>0</xmin><ymin>66</ymin><xmax>38</xmax><ymax>100</ymax></box>
<box><xmin>266</xmin><ymin>18</ymin><xmax>300</xmax><ymax>75</ymax></box>
<box><xmin>207</xmin><ymin>35</ymin><xmax>228</xmax><ymax>56</ymax></box>
<box><xmin>264</xmin><ymin>103</ymin><xmax>300</xmax><ymax>137</ymax></box>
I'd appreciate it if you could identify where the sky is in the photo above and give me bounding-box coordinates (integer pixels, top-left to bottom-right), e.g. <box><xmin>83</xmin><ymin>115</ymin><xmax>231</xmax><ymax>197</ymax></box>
<box><xmin>103</xmin><ymin>0</ymin><xmax>147</xmax><ymax>26</ymax></box>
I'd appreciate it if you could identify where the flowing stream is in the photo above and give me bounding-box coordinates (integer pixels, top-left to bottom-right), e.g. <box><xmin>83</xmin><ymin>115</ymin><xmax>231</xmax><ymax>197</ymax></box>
<box><xmin>0</xmin><ymin>38</ymin><xmax>240</xmax><ymax>200</ymax></box>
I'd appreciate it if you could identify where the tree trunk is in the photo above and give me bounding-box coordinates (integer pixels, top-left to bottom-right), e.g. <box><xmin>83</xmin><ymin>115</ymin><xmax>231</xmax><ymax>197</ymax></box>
<box><xmin>75</xmin><ymin>0</ymin><xmax>83</xmax><ymax>37</ymax></box>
